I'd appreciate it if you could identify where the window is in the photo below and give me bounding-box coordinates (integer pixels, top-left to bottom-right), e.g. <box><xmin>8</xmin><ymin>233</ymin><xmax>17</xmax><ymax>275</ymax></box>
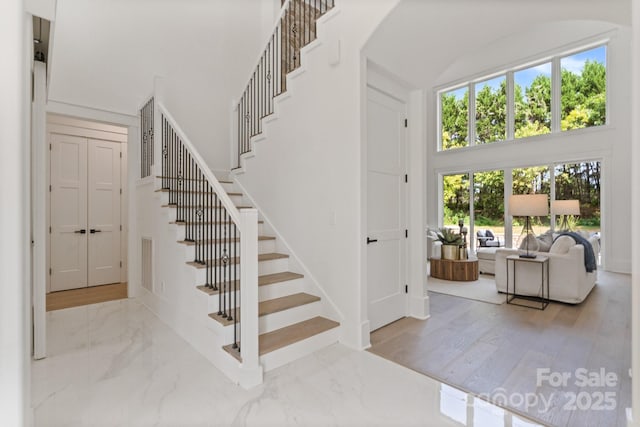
<box><xmin>554</xmin><ymin>161</ymin><xmax>601</xmax><ymax>233</ymax></box>
<box><xmin>473</xmin><ymin>170</ymin><xmax>505</xmax><ymax>247</ymax></box>
<box><xmin>475</xmin><ymin>76</ymin><xmax>506</xmax><ymax>144</ymax></box>
<box><xmin>438</xmin><ymin>43</ymin><xmax>607</xmax><ymax>151</ymax></box>
<box><xmin>512</xmin><ymin>166</ymin><xmax>550</xmax><ymax>247</ymax></box>
<box><xmin>442</xmin><ymin>173</ymin><xmax>470</xmax><ymax>227</ymax></box>
<box><xmin>514</xmin><ymin>63</ymin><xmax>551</xmax><ymax>138</ymax></box>
<box><xmin>561</xmin><ymin>46</ymin><xmax>606</xmax><ymax>131</ymax></box>
<box><xmin>441</xmin><ymin>87</ymin><xmax>469</xmax><ymax>150</ymax></box>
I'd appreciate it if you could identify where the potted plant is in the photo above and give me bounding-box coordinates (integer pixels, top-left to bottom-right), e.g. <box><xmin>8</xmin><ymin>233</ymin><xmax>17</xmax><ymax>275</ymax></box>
<box><xmin>437</xmin><ymin>228</ymin><xmax>463</xmax><ymax>260</ymax></box>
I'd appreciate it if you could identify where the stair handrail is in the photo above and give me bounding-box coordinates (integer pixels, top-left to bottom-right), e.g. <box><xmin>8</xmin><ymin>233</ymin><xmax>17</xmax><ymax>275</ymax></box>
<box><xmin>158</xmin><ymin>103</ymin><xmax>241</xmax><ymax>225</ymax></box>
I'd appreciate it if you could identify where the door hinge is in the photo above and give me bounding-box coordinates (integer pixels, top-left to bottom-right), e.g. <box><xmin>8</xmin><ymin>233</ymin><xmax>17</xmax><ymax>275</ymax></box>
<box><xmin>120</xmin><ymin>188</ymin><xmax>122</xmax><ymax>195</ymax></box>
<box><xmin>49</xmin><ymin>268</ymin><xmax>52</xmax><ymax>275</ymax></box>
<box><xmin>404</xmin><ymin>119</ymin><xmax>408</xmax><ymax>128</ymax></box>
<box><xmin>120</xmin><ymin>261</ymin><xmax>122</xmax><ymax>268</ymax></box>
<box><xmin>120</xmin><ymin>225</ymin><xmax>122</xmax><ymax>231</ymax></box>
<box><xmin>120</xmin><ymin>152</ymin><xmax>123</xmax><ymax>159</ymax></box>
<box><xmin>49</xmin><ymin>143</ymin><xmax>52</xmax><ymax>151</ymax></box>
<box><xmin>405</xmin><ymin>174</ymin><xmax>408</xmax><ymax>183</ymax></box>
<box><xmin>405</xmin><ymin>229</ymin><xmax>408</xmax><ymax>238</ymax></box>
<box><xmin>49</xmin><ymin>226</ymin><xmax>51</xmax><ymax>234</ymax></box>
<box><xmin>405</xmin><ymin>284</ymin><xmax>408</xmax><ymax>294</ymax></box>
<box><xmin>49</xmin><ymin>185</ymin><xmax>52</xmax><ymax>192</ymax></box>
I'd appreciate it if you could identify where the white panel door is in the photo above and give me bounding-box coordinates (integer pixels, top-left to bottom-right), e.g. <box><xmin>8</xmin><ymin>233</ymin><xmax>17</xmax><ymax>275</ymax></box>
<box><xmin>88</xmin><ymin>139</ymin><xmax>121</xmax><ymax>286</ymax></box>
<box><xmin>50</xmin><ymin>134</ymin><xmax>88</xmax><ymax>291</ymax></box>
<box><xmin>366</xmin><ymin>87</ymin><xmax>407</xmax><ymax>331</ymax></box>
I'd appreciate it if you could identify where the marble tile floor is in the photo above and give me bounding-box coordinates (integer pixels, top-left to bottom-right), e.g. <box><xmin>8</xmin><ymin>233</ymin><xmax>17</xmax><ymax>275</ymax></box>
<box><xmin>32</xmin><ymin>298</ymin><xmax>542</xmax><ymax>427</ymax></box>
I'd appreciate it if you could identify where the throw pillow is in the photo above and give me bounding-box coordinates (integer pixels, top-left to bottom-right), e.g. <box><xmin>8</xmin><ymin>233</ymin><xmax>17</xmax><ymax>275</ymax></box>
<box><xmin>550</xmin><ymin>235</ymin><xmax>575</xmax><ymax>254</ymax></box>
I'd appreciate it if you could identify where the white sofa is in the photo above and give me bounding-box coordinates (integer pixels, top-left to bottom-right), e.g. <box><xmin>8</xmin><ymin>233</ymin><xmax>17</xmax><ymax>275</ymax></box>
<box><xmin>494</xmin><ymin>235</ymin><xmax>599</xmax><ymax>304</ymax></box>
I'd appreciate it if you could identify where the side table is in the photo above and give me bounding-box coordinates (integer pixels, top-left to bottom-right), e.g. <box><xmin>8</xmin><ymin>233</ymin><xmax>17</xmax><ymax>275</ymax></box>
<box><xmin>505</xmin><ymin>254</ymin><xmax>549</xmax><ymax>310</ymax></box>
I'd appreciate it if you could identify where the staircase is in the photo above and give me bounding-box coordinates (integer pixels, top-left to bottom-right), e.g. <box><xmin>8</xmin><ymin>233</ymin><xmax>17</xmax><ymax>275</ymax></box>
<box><xmin>152</xmin><ymin>107</ymin><xmax>339</xmax><ymax>378</ymax></box>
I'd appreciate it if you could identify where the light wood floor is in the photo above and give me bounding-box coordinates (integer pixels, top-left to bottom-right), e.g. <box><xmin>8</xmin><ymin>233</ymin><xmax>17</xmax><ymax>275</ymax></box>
<box><xmin>369</xmin><ymin>271</ymin><xmax>631</xmax><ymax>427</ymax></box>
<box><xmin>46</xmin><ymin>283</ymin><xmax>128</xmax><ymax>311</ymax></box>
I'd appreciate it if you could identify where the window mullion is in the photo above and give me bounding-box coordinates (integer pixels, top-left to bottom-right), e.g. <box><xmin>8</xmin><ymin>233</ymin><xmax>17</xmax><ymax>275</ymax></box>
<box><xmin>551</xmin><ymin>56</ymin><xmax>561</xmax><ymax>133</ymax></box>
<box><xmin>468</xmin><ymin>83</ymin><xmax>476</xmax><ymax>147</ymax></box>
<box><xmin>506</xmin><ymin>71</ymin><xmax>515</xmax><ymax>140</ymax></box>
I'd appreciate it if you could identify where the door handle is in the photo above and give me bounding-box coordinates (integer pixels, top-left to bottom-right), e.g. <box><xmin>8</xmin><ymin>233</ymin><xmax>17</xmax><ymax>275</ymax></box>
<box><xmin>74</xmin><ymin>229</ymin><xmax>86</xmax><ymax>234</ymax></box>
<box><xmin>367</xmin><ymin>237</ymin><xmax>378</xmax><ymax>244</ymax></box>
<box><xmin>90</xmin><ymin>229</ymin><xmax>102</xmax><ymax>234</ymax></box>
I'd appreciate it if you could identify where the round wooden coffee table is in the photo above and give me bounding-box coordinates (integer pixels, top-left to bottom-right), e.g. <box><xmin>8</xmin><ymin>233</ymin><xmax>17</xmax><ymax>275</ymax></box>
<box><xmin>430</xmin><ymin>258</ymin><xmax>479</xmax><ymax>281</ymax></box>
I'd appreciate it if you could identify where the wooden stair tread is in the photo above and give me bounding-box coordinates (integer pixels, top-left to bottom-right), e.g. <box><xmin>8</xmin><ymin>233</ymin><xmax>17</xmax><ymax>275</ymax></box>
<box><xmin>222</xmin><ymin>316</ymin><xmax>339</xmax><ymax>362</ymax></box>
<box><xmin>186</xmin><ymin>252</ymin><xmax>289</xmax><ymax>269</ymax></box>
<box><xmin>178</xmin><ymin>235</ymin><xmax>275</xmax><ymax>245</ymax></box>
<box><xmin>259</xmin><ymin>316</ymin><xmax>339</xmax><ymax>356</ymax></box>
<box><xmin>258</xmin><ymin>252</ymin><xmax>289</xmax><ymax>261</ymax></box>
<box><xmin>155</xmin><ymin>188</ymin><xmax>242</xmax><ymax>196</ymax></box>
<box><xmin>196</xmin><ymin>271</ymin><xmax>304</xmax><ymax>295</ymax></box>
<box><xmin>170</xmin><ymin>220</ymin><xmax>264</xmax><ymax>225</ymax></box>
<box><xmin>156</xmin><ymin>176</ymin><xmax>233</xmax><ymax>184</ymax></box>
<box><xmin>208</xmin><ymin>292</ymin><xmax>320</xmax><ymax>326</ymax></box>
<box><xmin>161</xmin><ymin>204</ymin><xmax>252</xmax><ymax>209</ymax></box>
<box><xmin>258</xmin><ymin>271</ymin><xmax>304</xmax><ymax>286</ymax></box>
<box><xmin>259</xmin><ymin>292</ymin><xmax>319</xmax><ymax>316</ymax></box>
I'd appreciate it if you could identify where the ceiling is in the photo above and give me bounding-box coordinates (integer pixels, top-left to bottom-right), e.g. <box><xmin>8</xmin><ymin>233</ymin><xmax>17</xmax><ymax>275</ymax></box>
<box><xmin>364</xmin><ymin>0</ymin><xmax>631</xmax><ymax>90</ymax></box>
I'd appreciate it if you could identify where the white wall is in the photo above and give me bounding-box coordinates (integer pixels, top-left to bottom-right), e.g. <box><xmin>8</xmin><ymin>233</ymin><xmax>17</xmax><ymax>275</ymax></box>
<box><xmin>235</xmin><ymin>0</ymin><xmax>400</xmax><ymax>350</ymax></box>
<box><xmin>48</xmin><ymin>0</ymin><xmax>266</xmax><ymax>172</ymax></box>
<box><xmin>0</xmin><ymin>0</ymin><xmax>29</xmax><ymax>424</ymax></box>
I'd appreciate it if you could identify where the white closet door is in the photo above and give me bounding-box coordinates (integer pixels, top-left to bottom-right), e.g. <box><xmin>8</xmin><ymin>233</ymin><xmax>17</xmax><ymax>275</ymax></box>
<box><xmin>50</xmin><ymin>134</ymin><xmax>88</xmax><ymax>291</ymax></box>
<box><xmin>366</xmin><ymin>88</ymin><xmax>408</xmax><ymax>331</ymax></box>
<box><xmin>88</xmin><ymin>139</ymin><xmax>121</xmax><ymax>286</ymax></box>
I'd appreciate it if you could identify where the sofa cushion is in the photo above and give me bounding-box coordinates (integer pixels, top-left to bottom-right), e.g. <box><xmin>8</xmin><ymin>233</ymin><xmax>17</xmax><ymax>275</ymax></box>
<box><xmin>550</xmin><ymin>235</ymin><xmax>575</xmax><ymax>254</ymax></box>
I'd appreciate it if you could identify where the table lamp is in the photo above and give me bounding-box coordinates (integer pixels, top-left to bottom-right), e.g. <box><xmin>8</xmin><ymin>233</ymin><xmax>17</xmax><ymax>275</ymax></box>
<box><xmin>509</xmin><ymin>194</ymin><xmax>549</xmax><ymax>258</ymax></box>
<box><xmin>551</xmin><ymin>199</ymin><xmax>580</xmax><ymax>231</ymax></box>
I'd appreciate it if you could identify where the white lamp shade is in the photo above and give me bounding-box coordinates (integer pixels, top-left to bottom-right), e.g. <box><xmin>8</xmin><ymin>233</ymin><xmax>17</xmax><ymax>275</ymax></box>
<box><xmin>551</xmin><ymin>199</ymin><xmax>580</xmax><ymax>216</ymax></box>
<box><xmin>509</xmin><ymin>194</ymin><xmax>549</xmax><ymax>217</ymax></box>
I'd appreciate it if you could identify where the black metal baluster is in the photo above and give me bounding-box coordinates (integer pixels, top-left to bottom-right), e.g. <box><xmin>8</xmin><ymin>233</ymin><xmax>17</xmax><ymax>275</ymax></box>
<box><xmin>222</xmin><ymin>209</ymin><xmax>235</xmax><ymax>320</ymax></box>
<box><xmin>232</xmin><ymin>221</ymin><xmax>238</xmax><ymax>349</ymax></box>
<box><xmin>212</xmin><ymin>185</ymin><xmax>220</xmax><ymax>290</ymax></box>
<box><xmin>217</xmin><ymin>194</ymin><xmax>223</xmax><ymax>314</ymax></box>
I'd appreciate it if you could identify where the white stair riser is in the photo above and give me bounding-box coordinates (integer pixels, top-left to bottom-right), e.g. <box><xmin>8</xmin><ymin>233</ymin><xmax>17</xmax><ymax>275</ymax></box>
<box><xmin>179</xmin><ymin>239</ymin><xmax>276</xmax><ymax>259</ymax></box>
<box><xmin>259</xmin><ymin>278</ymin><xmax>305</xmax><ymax>300</ymax></box>
<box><xmin>204</xmin><ymin>278</ymin><xmax>306</xmax><ymax>313</ymax></box>
<box><xmin>220</xmin><ymin>182</ymin><xmax>236</xmax><ymax>193</ymax></box>
<box><xmin>260</xmin><ymin>327</ymin><xmax>340</xmax><ymax>372</ymax></box>
<box><xmin>207</xmin><ymin>290</ymin><xmax>240</xmax><ymax>314</ymax></box>
<box><xmin>206</xmin><ymin>315</ymin><xmax>239</xmax><ymax>344</ymax></box>
<box><xmin>259</xmin><ymin>300</ymin><xmax>321</xmax><ymax>334</ymax></box>
<box><xmin>206</xmin><ymin>300</ymin><xmax>321</xmax><ymax>342</ymax></box>
<box><xmin>158</xmin><ymin>191</ymin><xmax>244</xmax><ymax>207</ymax></box>
<box><xmin>192</xmin><ymin>257</ymin><xmax>289</xmax><ymax>283</ymax></box>
<box><xmin>258</xmin><ymin>258</ymin><xmax>289</xmax><ymax>276</ymax></box>
<box><xmin>172</xmin><ymin>222</ymin><xmax>265</xmax><ymax>239</ymax></box>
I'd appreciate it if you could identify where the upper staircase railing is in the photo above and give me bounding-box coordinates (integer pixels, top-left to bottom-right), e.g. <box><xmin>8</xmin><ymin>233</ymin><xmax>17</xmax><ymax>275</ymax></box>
<box><xmin>148</xmin><ymin>99</ymin><xmax>260</xmax><ymax>377</ymax></box>
<box><xmin>236</xmin><ymin>0</ymin><xmax>335</xmax><ymax>167</ymax></box>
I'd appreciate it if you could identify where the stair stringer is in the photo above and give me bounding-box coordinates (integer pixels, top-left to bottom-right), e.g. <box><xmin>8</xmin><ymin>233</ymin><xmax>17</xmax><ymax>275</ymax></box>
<box><xmin>231</xmin><ymin>178</ymin><xmax>344</xmax><ymax>329</ymax></box>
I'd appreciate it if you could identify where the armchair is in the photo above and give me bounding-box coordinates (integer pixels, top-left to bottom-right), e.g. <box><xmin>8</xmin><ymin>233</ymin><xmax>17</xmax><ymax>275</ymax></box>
<box><xmin>476</xmin><ymin>229</ymin><xmax>501</xmax><ymax>248</ymax></box>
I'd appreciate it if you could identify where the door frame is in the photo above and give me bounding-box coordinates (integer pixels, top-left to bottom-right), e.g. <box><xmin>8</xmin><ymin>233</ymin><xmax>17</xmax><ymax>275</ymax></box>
<box><xmin>360</xmin><ymin>61</ymin><xmax>429</xmax><ymax>349</ymax></box>
<box><xmin>46</xmin><ymin>114</ymin><xmax>128</xmax><ymax>293</ymax></box>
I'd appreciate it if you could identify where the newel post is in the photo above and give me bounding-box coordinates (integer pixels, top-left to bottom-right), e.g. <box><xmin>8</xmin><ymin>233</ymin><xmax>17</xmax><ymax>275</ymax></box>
<box><xmin>239</xmin><ymin>208</ymin><xmax>263</xmax><ymax>388</ymax></box>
